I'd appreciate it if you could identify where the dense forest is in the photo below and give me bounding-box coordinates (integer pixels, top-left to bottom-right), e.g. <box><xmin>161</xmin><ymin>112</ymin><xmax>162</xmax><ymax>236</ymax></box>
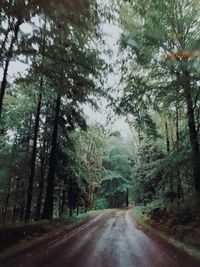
<box><xmin>0</xmin><ymin>0</ymin><xmax>133</xmax><ymax>223</ymax></box>
<box><xmin>0</xmin><ymin>0</ymin><xmax>200</xmax><ymax>236</ymax></box>
<box><xmin>117</xmin><ymin>0</ymin><xmax>200</xmax><ymax>206</ymax></box>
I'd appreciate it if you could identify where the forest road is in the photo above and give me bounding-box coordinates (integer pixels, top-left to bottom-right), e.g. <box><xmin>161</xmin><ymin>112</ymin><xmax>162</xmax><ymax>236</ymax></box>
<box><xmin>1</xmin><ymin>209</ymin><xmax>200</xmax><ymax>267</ymax></box>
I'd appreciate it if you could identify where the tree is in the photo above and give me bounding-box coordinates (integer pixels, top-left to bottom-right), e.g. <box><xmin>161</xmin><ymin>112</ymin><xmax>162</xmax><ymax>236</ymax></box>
<box><xmin>0</xmin><ymin>0</ymin><xmax>110</xmax><ymax>222</ymax></box>
<box><xmin>101</xmin><ymin>134</ymin><xmax>132</xmax><ymax>208</ymax></box>
<box><xmin>117</xmin><ymin>0</ymin><xmax>200</xmax><ymax>195</ymax></box>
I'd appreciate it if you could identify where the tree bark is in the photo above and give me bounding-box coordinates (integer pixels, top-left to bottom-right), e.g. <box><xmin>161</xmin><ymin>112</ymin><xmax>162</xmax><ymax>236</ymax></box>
<box><xmin>165</xmin><ymin>120</ymin><xmax>170</xmax><ymax>153</ymax></box>
<box><xmin>35</xmin><ymin>158</ymin><xmax>45</xmax><ymax>220</ymax></box>
<box><xmin>174</xmin><ymin>102</ymin><xmax>184</xmax><ymax>201</ymax></box>
<box><xmin>165</xmin><ymin>120</ymin><xmax>174</xmax><ymax>203</ymax></box>
<box><xmin>126</xmin><ymin>189</ymin><xmax>129</xmax><ymax>207</ymax></box>
<box><xmin>42</xmin><ymin>95</ymin><xmax>61</xmax><ymax>219</ymax></box>
<box><xmin>12</xmin><ymin>177</ymin><xmax>20</xmax><ymax>223</ymax></box>
<box><xmin>0</xmin><ymin>18</ymin><xmax>21</xmax><ymax>118</ymax></box>
<box><xmin>25</xmin><ymin>80</ymin><xmax>43</xmax><ymax>222</ymax></box>
<box><xmin>175</xmin><ymin>102</ymin><xmax>180</xmax><ymax>148</ymax></box>
<box><xmin>60</xmin><ymin>178</ymin><xmax>67</xmax><ymax>216</ymax></box>
<box><xmin>182</xmin><ymin>69</ymin><xmax>200</xmax><ymax>193</ymax></box>
<box><xmin>35</xmin><ymin>142</ymin><xmax>48</xmax><ymax>220</ymax></box>
<box><xmin>1</xmin><ymin>176</ymin><xmax>12</xmax><ymax>223</ymax></box>
<box><xmin>35</xmin><ymin>116</ymin><xmax>48</xmax><ymax>220</ymax></box>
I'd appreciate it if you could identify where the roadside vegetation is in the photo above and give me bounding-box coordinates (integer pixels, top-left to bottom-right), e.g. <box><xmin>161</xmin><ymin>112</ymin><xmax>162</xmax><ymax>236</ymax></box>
<box><xmin>133</xmin><ymin>205</ymin><xmax>200</xmax><ymax>260</ymax></box>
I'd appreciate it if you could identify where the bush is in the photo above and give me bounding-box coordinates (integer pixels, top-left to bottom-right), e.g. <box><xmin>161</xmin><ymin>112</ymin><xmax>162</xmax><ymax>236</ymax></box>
<box><xmin>94</xmin><ymin>198</ymin><xmax>109</xmax><ymax>210</ymax></box>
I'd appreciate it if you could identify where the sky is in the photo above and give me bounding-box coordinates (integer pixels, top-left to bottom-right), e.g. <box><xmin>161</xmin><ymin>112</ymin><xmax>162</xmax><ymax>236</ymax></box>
<box><xmin>84</xmin><ymin>21</ymin><xmax>131</xmax><ymax>139</ymax></box>
<box><xmin>1</xmin><ymin>10</ymin><xmax>132</xmax><ymax>140</ymax></box>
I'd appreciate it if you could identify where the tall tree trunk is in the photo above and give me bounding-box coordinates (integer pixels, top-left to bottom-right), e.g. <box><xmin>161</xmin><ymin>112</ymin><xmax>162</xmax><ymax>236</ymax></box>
<box><xmin>25</xmin><ymin>80</ymin><xmax>43</xmax><ymax>222</ymax></box>
<box><xmin>126</xmin><ymin>189</ymin><xmax>129</xmax><ymax>207</ymax></box>
<box><xmin>86</xmin><ymin>141</ymin><xmax>95</xmax><ymax>210</ymax></box>
<box><xmin>0</xmin><ymin>18</ymin><xmax>21</xmax><ymax>118</ymax></box>
<box><xmin>69</xmin><ymin>176</ymin><xmax>73</xmax><ymax>216</ymax></box>
<box><xmin>60</xmin><ymin>178</ymin><xmax>67</xmax><ymax>216</ymax></box>
<box><xmin>35</xmin><ymin>116</ymin><xmax>48</xmax><ymax>220</ymax></box>
<box><xmin>165</xmin><ymin>120</ymin><xmax>170</xmax><ymax>153</ymax></box>
<box><xmin>175</xmin><ymin>102</ymin><xmax>180</xmax><ymax>148</ymax></box>
<box><xmin>12</xmin><ymin>177</ymin><xmax>20</xmax><ymax>223</ymax></box>
<box><xmin>35</xmin><ymin>146</ymin><xmax>47</xmax><ymax>220</ymax></box>
<box><xmin>165</xmin><ymin>120</ymin><xmax>174</xmax><ymax>203</ymax></box>
<box><xmin>42</xmin><ymin>95</ymin><xmax>61</xmax><ymax>219</ymax></box>
<box><xmin>182</xmin><ymin>69</ymin><xmax>200</xmax><ymax>193</ymax></box>
<box><xmin>1</xmin><ymin>176</ymin><xmax>12</xmax><ymax>223</ymax></box>
<box><xmin>20</xmin><ymin>190</ymin><xmax>26</xmax><ymax>221</ymax></box>
<box><xmin>1</xmin><ymin>137</ymin><xmax>18</xmax><ymax>222</ymax></box>
<box><xmin>175</xmin><ymin>102</ymin><xmax>184</xmax><ymax>201</ymax></box>
<box><xmin>35</xmin><ymin>158</ymin><xmax>45</xmax><ymax>220</ymax></box>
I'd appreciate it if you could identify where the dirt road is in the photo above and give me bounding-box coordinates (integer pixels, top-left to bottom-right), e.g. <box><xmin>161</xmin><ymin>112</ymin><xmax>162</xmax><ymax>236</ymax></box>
<box><xmin>1</xmin><ymin>209</ymin><xmax>200</xmax><ymax>267</ymax></box>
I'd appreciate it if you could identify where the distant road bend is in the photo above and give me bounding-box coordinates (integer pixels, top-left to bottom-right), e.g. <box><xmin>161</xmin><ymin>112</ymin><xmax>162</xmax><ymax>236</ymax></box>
<box><xmin>1</xmin><ymin>209</ymin><xmax>200</xmax><ymax>267</ymax></box>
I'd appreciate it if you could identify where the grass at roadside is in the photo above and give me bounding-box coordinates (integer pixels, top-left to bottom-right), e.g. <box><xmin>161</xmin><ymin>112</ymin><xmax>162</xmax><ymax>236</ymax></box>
<box><xmin>132</xmin><ymin>206</ymin><xmax>200</xmax><ymax>261</ymax></box>
<box><xmin>0</xmin><ymin>209</ymin><xmax>108</xmax><ymax>260</ymax></box>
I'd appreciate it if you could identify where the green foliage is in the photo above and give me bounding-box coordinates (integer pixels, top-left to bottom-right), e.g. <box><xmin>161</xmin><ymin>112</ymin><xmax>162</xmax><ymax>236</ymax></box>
<box><xmin>0</xmin><ymin>0</ymin><xmax>113</xmax><ymax>222</ymax></box>
<box><xmin>115</xmin><ymin>0</ymin><xmax>200</xmax><ymax>208</ymax></box>
<box><xmin>100</xmin><ymin>135</ymin><xmax>133</xmax><ymax>208</ymax></box>
<box><xmin>94</xmin><ymin>198</ymin><xmax>109</xmax><ymax>210</ymax></box>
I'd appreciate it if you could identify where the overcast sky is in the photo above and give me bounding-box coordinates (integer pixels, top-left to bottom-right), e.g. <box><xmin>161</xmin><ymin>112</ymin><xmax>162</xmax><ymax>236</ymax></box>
<box><xmin>84</xmin><ymin>21</ymin><xmax>131</xmax><ymax>139</ymax></box>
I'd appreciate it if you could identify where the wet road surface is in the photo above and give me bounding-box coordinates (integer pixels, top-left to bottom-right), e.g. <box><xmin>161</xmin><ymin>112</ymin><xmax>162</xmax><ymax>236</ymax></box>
<box><xmin>1</xmin><ymin>209</ymin><xmax>200</xmax><ymax>267</ymax></box>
